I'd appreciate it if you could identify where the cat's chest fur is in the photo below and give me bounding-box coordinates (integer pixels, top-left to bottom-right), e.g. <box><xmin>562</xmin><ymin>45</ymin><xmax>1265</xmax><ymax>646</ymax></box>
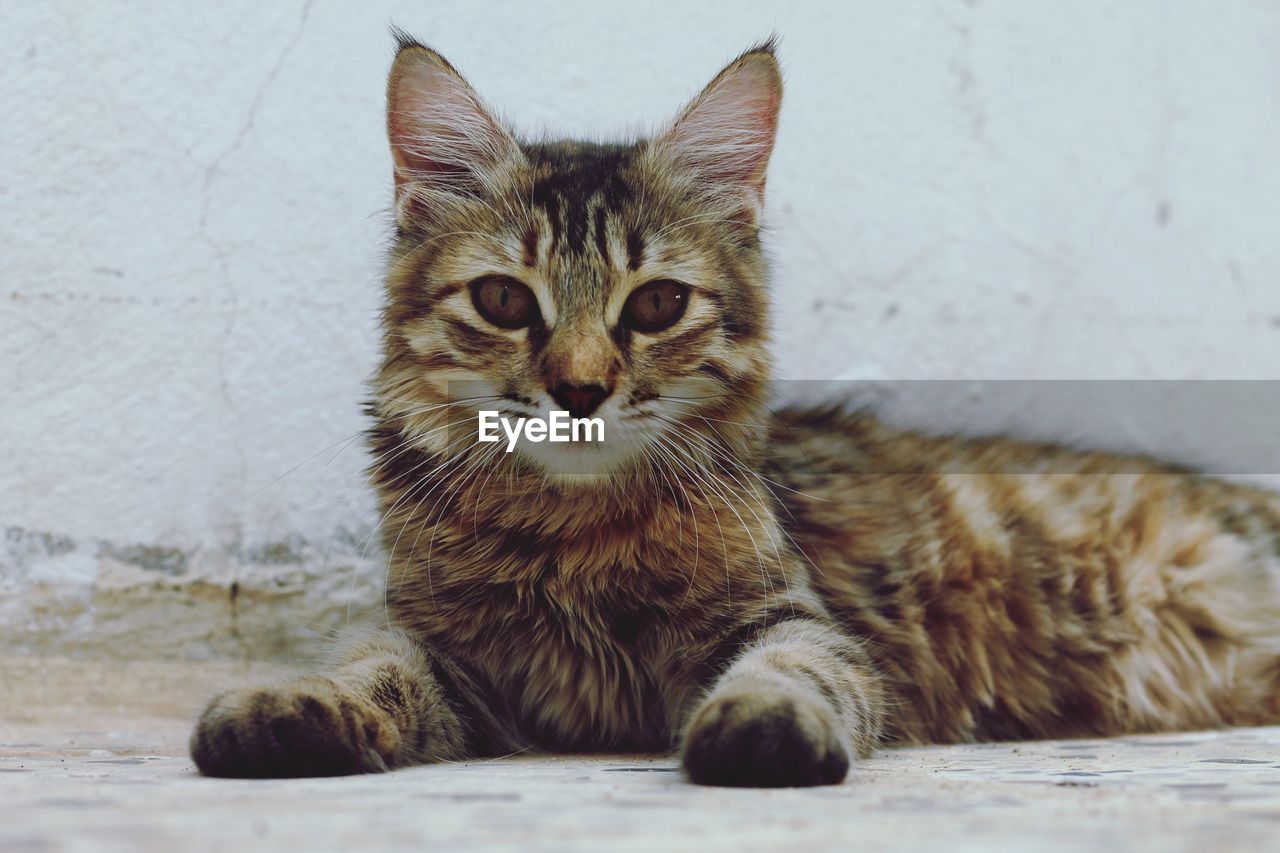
<box><xmin>388</xmin><ymin>498</ymin><xmax>763</xmax><ymax>750</ymax></box>
<box><xmin>478</xmin><ymin>581</ymin><xmax>691</xmax><ymax>748</ymax></box>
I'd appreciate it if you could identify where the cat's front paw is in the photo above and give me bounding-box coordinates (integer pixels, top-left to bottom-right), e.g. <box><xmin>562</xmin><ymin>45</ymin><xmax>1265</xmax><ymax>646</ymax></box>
<box><xmin>681</xmin><ymin>683</ymin><xmax>850</xmax><ymax>787</ymax></box>
<box><xmin>190</xmin><ymin>679</ymin><xmax>399</xmax><ymax>778</ymax></box>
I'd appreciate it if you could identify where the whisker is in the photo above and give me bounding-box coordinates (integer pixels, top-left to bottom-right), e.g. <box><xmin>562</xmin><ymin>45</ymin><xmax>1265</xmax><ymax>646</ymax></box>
<box><xmin>656</xmin><ymin>416</ymin><xmax>824</xmax><ymax>588</ymax></box>
<box><xmin>383</xmin><ymin>445</ymin><xmax>489</xmax><ymax>616</ymax></box>
<box><xmin>651</xmin><ymin>409</ymin><xmax>830</xmax><ymax>503</ymax></box>
<box><xmin>651</xmin><ymin>432</ymin><xmax>778</xmax><ymax>612</ymax></box>
<box><xmin>415</xmin><ymin>440</ymin><xmax>507</xmax><ymax>611</ymax></box>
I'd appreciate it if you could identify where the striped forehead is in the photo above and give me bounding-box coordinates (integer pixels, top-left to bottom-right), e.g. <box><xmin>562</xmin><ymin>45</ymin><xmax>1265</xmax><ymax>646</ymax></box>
<box><xmin>522</xmin><ymin>141</ymin><xmax>644</xmax><ymax>317</ymax></box>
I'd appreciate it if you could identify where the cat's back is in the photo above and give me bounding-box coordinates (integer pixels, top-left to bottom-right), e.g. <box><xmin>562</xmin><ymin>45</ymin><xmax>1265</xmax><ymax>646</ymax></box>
<box><xmin>764</xmin><ymin>406</ymin><xmax>1280</xmax><ymax>741</ymax></box>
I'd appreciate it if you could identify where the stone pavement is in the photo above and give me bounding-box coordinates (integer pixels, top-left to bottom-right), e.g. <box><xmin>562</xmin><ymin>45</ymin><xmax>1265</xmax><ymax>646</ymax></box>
<box><xmin>2</xmin><ymin>658</ymin><xmax>1278</xmax><ymax>852</ymax></box>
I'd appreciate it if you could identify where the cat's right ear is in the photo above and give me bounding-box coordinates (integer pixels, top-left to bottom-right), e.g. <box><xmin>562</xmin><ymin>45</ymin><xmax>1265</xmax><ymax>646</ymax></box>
<box><xmin>386</xmin><ymin>38</ymin><xmax>523</xmax><ymax>227</ymax></box>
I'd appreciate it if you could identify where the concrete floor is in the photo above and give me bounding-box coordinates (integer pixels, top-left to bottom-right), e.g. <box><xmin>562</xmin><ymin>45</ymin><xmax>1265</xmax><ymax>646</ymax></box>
<box><xmin>3</xmin><ymin>658</ymin><xmax>1279</xmax><ymax>852</ymax></box>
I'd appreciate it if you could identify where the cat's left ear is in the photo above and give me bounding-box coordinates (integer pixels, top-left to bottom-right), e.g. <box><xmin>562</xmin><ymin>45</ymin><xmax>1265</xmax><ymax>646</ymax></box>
<box><xmin>650</xmin><ymin>40</ymin><xmax>783</xmax><ymax>224</ymax></box>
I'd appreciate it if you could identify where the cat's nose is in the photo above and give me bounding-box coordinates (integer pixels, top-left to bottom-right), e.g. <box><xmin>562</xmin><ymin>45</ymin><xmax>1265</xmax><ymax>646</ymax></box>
<box><xmin>549</xmin><ymin>382</ymin><xmax>612</xmax><ymax>418</ymax></box>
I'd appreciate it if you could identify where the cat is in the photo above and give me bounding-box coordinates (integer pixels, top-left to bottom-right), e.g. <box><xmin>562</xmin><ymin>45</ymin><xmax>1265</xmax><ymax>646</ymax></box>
<box><xmin>190</xmin><ymin>33</ymin><xmax>1280</xmax><ymax>787</ymax></box>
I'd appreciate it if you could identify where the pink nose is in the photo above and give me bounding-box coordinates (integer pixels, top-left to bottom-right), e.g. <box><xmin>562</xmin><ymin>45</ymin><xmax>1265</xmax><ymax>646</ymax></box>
<box><xmin>550</xmin><ymin>383</ymin><xmax>611</xmax><ymax>418</ymax></box>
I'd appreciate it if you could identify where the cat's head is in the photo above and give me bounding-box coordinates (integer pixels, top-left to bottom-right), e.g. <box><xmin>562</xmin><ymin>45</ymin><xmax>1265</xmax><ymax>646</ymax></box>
<box><xmin>378</xmin><ymin>33</ymin><xmax>781</xmax><ymax>481</ymax></box>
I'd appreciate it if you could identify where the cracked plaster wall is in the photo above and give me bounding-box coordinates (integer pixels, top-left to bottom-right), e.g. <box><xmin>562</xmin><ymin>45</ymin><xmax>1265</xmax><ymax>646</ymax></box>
<box><xmin>2</xmin><ymin>1</ymin><xmax>1279</xmax><ymax>660</ymax></box>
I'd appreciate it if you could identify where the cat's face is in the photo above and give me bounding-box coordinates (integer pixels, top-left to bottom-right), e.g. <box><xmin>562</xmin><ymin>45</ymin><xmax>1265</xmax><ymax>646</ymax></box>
<box><xmin>378</xmin><ymin>37</ymin><xmax>781</xmax><ymax>481</ymax></box>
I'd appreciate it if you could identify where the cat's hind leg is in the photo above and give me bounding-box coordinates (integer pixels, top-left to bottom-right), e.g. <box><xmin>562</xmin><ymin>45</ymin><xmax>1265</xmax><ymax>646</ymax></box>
<box><xmin>190</xmin><ymin>629</ymin><xmax>469</xmax><ymax>777</ymax></box>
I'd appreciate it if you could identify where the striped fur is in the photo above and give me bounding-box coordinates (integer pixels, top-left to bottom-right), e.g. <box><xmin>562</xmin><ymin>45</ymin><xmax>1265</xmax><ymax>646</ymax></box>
<box><xmin>191</xmin><ymin>37</ymin><xmax>1280</xmax><ymax>787</ymax></box>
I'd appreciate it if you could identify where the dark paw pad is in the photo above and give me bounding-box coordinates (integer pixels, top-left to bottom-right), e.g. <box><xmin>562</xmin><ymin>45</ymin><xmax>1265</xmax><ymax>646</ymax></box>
<box><xmin>682</xmin><ymin>692</ymin><xmax>850</xmax><ymax>787</ymax></box>
<box><xmin>190</xmin><ymin>684</ymin><xmax>395</xmax><ymax>778</ymax></box>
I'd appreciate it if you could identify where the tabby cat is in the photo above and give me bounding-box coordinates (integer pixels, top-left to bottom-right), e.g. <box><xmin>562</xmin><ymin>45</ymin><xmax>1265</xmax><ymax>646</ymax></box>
<box><xmin>191</xmin><ymin>35</ymin><xmax>1280</xmax><ymax>787</ymax></box>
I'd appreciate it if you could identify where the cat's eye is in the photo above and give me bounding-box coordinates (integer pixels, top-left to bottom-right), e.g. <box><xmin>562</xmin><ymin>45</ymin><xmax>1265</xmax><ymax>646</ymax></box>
<box><xmin>469</xmin><ymin>276</ymin><xmax>539</xmax><ymax>329</ymax></box>
<box><xmin>621</xmin><ymin>280</ymin><xmax>689</xmax><ymax>333</ymax></box>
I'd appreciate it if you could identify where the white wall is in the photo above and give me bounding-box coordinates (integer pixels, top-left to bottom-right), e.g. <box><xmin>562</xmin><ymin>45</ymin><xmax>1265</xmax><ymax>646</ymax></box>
<box><xmin>3</xmin><ymin>1</ymin><xmax>1279</xmax><ymax>656</ymax></box>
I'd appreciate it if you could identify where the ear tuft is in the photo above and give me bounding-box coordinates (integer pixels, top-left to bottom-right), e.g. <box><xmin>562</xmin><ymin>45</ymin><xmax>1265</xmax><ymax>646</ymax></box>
<box><xmin>389</xmin><ymin>24</ymin><xmax>424</xmax><ymax>54</ymax></box>
<box><xmin>386</xmin><ymin>38</ymin><xmax>521</xmax><ymax>227</ymax></box>
<box><xmin>651</xmin><ymin>42</ymin><xmax>783</xmax><ymax>221</ymax></box>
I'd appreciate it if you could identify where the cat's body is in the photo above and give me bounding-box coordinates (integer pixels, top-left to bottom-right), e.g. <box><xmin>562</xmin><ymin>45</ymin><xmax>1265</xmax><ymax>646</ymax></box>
<box><xmin>772</xmin><ymin>410</ymin><xmax>1280</xmax><ymax>743</ymax></box>
<box><xmin>191</xmin><ymin>36</ymin><xmax>1280</xmax><ymax>786</ymax></box>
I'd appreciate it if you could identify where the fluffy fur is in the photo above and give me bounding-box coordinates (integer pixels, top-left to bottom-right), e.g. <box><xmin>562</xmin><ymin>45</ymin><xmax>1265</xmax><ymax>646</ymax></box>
<box><xmin>191</xmin><ymin>35</ymin><xmax>1280</xmax><ymax>787</ymax></box>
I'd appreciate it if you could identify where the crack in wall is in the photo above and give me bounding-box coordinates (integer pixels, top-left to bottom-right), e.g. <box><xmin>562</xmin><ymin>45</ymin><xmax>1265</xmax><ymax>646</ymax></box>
<box><xmin>197</xmin><ymin>0</ymin><xmax>316</xmax><ymax>506</ymax></box>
